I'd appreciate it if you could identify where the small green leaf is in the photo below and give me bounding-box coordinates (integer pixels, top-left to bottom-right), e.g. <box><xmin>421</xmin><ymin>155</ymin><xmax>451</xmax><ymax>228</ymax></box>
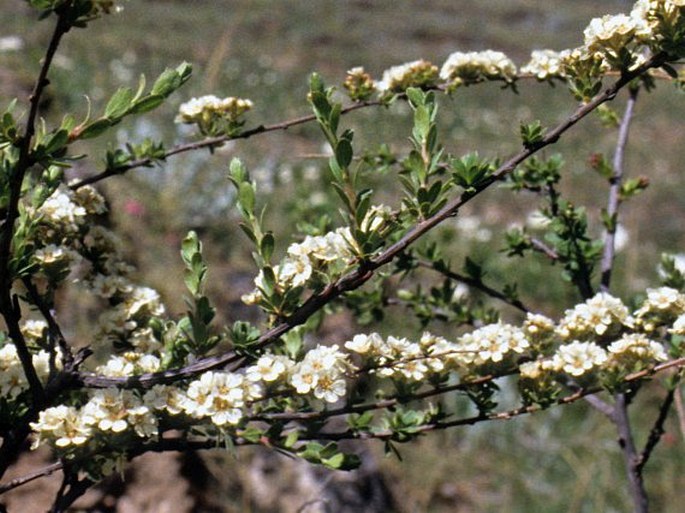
<box><xmin>78</xmin><ymin>118</ymin><xmax>113</xmax><ymax>140</ymax></box>
<box><xmin>335</xmin><ymin>138</ymin><xmax>353</xmax><ymax>169</ymax></box>
<box><xmin>128</xmin><ymin>95</ymin><xmax>165</xmax><ymax>114</ymax></box>
<box><xmin>105</xmin><ymin>86</ymin><xmax>134</xmax><ymax>119</ymax></box>
<box><xmin>238</xmin><ymin>182</ymin><xmax>255</xmax><ymax>214</ymax></box>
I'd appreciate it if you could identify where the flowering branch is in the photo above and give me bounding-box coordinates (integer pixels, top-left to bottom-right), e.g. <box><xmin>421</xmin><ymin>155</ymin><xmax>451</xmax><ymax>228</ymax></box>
<box><xmin>312</xmin><ymin>358</ymin><xmax>685</xmax><ymax>441</ymax></box>
<box><xmin>75</xmin><ymin>51</ymin><xmax>668</xmax><ymax>391</ymax></box>
<box><xmin>69</xmin><ymin>100</ymin><xmax>381</xmax><ymax>190</ymax></box>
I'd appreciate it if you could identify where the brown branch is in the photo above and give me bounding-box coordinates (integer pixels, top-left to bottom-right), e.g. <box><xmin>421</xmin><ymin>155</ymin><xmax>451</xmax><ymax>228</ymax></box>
<box><xmin>69</xmin><ymin>100</ymin><xmax>380</xmax><ymax>190</ymax></box>
<box><xmin>309</xmin><ymin>358</ymin><xmax>685</xmax><ymax>442</ymax></box>
<box><xmin>0</xmin><ymin>462</ymin><xmax>62</xmax><ymax>495</ymax></box>
<box><xmin>75</xmin><ymin>52</ymin><xmax>669</xmax><ymax>390</ymax></box>
<box><xmin>613</xmin><ymin>392</ymin><xmax>648</xmax><ymax>513</ymax></box>
<box><xmin>4</xmin><ymin>358</ymin><xmax>683</xmax><ymax>496</ymax></box>
<box><xmin>0</xmin><ymin>8</ymin><xmax>74</xmax><ymax>481</ymax></box>
<box><xmin>635</xmin><ymin>385</ymin><xmax>676</xmax><ymax>476</ymax></box>
<box><xmin>600</xmin><ymin>87</ymin><xmax>639</xmax><ymax>292</ymax></box>
<box><xmin>416</xmin><ymin>258</ymin><xmax>529</xmax><ymax>313</ymax></box>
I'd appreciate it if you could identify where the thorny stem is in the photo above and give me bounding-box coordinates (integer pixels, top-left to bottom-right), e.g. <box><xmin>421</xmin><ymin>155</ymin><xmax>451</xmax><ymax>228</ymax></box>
<box><xmin>600</xmin><ymin>86</ymin><xmax>639</xmax><ymax>292</ymax></box>
<box><xmin>75</xmin><ymin>52</ymin><xmax>668</xmax><ymax>390</ymax></box>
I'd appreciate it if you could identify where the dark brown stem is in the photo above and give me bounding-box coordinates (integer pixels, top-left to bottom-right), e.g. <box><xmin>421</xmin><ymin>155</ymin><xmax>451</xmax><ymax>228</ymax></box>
<box><xmin>416</xmin><ymin>258</ymin><xmax>529</xmax><ymax>313</ymax></box>
<box><xmin>600</xmin><ymin>87</ymin><xmax>639</xmax><ymax>292</ymax></box>
<box><xmin>0</xmin><ymin>8</ymin><xmax>72</xmax><ymax>481</ymax></box>
<box><xmin>613</xmin><ymin>392</ymin><xmax>649</xmax><ymax>513</ymax></box>
<box><xmin>635</xmin><ymin>377</ymin><xmax>679</xmax><ymax>476</ymax></box>
<box><xmin>49</xmin><ymin>468</ymin><xmax>93</xmax><ymax>513</ymax></box>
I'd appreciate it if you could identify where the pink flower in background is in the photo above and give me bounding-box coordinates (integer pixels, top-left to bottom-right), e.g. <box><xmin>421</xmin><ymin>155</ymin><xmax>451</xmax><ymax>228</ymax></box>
<box><xmin>123</xmin><ymin>199</ymin><xmax>146</xmax><ymax>217</ymax></box>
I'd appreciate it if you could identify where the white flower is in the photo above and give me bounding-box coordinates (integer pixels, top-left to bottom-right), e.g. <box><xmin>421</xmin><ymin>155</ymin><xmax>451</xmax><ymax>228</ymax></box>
<box><xmin>246</xmin><ymin>354</ymin><xmax>292</xmax><ymax>383</ymax></box>
<box><xmin>557</xmin><ymin>292</ymin><xmax>628</xmax><ymax>340</ymax></box>
<box><xmin>440</xmin><ymin>50</ymin><xmax>517</xmax><ymax>86</ymax></box>
<box><xmin>30</xmin><ymin>405</ymin><xmax>92</xmax><ymax>449</ymax></box>
<box><xmin>521</xmin><ymin>50</ymin><xmax>566</xmax><ymax>80</ymax></box>
<box><xmin>182</xmin><ymin>371</ymin><xmax>257</xmax><ymax>427</ymax></box>
<box><xmin>607</xmin><ymin>334</ymin><xmax>668</xmax><ymax>362</ymax></box>
<box><xmin>37</xmin><ymin>187</ymin><xmax>86</xmax><ymax>231</ymax></box>
<box><xmin>552</xmin><ymin>341</ymin><xmax>607</xmax><ymax>377</ymax></box>
<box><xmin>584</xmin><ymin>14</ymin><xmax>639</xmax><ymax>54</ymax></box>
<box><xmin>344</xmin><ymin>332</ymin><xmax>383</xmax><ymax>354</ymax></box>
<box><xmin>290</xmin><ymin>345</ymin><xmax>351</xmax><ymax>402</ymax></box>
<box><xmin>376</xmin><ymin>59</ymin><xmax>438</xmax><ymax>93</ymax></box>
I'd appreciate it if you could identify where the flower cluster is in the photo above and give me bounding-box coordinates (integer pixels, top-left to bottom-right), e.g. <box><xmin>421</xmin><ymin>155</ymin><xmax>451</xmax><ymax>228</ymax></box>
<box><xmin>556</xmin><ymin>292</ymin><xmax>629</xmax><ymax>342</ymax></box>
<box><xmin>376</xmin><ymin>59</ymin><xmax>439</xmax><ymax>94</ymax></box>
<box><xmin>521</xmin><ymin>50</ymin><xmax>567</xmax><ymax>80</ymax></box>
<box><xmin>345</xmin><ymin>324</ymin><xmax>530</xmax><ymax>381</ymax></box>
<box><xmin>440</xmin><ymin>50</ymin><xmax>517</xmax><ymax>87</ymax></box>
<box><xmin>634</xmin><ymin>286</ymin><xmax>685</xmax><ymax>331</ymax></box>
<box><xmin>176</xmin><ymin>95</ymin><xmax>253</xmax><ymax>135</ymax></box>
<box><xmin>343</xmin><ymin>66</ymin><xmax>376</xmax><ymax>101</ymax></box>
<box><xmin>31</xmin><ymin>388</ymin><xmax>157</xmax><ymax>450</ymax></box>
<box><xmin>37</xmin><ymin>186</ymin><xmax>87</xmax><ymax>234</ymax></box>
<box><xmin>584</xmin><ymin>13</ymin><xmax>641</xmax><ymax>56</ymax></box>
<box><xmin>290</xmin><ymin>345</ymin><xmax>351</xmax><ymax>403</ymax></box>
<box><xmin>180</xmin><ymin>371</ymin><xmax>262</xmax><ymax>426</ymax></box>
<box><xmin>0</xmin><ymin>343</ymin><xmax>52</xmax><ymax>399</ymax></box>
<box><xmin>242</xmin><ymin>227</ymin><xmax>356</xmax><ymax>305</ymax></box>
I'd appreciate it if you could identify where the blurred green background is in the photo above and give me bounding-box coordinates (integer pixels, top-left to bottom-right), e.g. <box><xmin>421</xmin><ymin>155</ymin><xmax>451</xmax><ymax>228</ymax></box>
<box><xmin>1</xmin><ymin>1</ymin><xmax>683</xmax><ymax>511</ymax></box>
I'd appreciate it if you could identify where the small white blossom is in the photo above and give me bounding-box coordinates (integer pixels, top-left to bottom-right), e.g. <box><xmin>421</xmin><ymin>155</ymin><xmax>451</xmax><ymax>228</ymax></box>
<box><xmin>552</xmin><ymin>341</ymin><xmax>607</xmax><ymax>377</ymax></box>
<box><xmin>521</xmin><ymin>50</ymin><xmax>566</xmax><ymax>80</ymax></box>
<box><xmin>30</xmin><ymin>405</ymin><xmax>92</xmax><ymax>449</ymax></box>
<box><xmin>440</xmin><ymin>50</ymin><xmax>517</xmax><ymax>86</ymax></box>
<box><xmin>557</xmin><ymin>292</ymin><xmax>628</xmax><ymax>340</ymax></box>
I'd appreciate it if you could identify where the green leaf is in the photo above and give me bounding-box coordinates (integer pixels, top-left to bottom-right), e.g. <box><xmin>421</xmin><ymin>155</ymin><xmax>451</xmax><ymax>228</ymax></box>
<box><xmin>105</xmin><ymin>86</ymin><xmax>134</xmax><ymax>119</ymax></box>
<box><xmin>260</xmin><ymin>232</ymin><xmax>274</xmax><ymax>261</ymax></box>
<box><xmin>405</xmin><ymin>87</ymin><xmax>424</xmax><ymax>107</ymax></box>
<box><xmin>128</xmin><ymin>95</ymin><xmax>165</xmax><ymax>114</ymax></box>
<box><xmin>238</xmin><ymin>182</ymin><xmax>255</xmax><ymax>214</ymax></box>
<box><xmin>78</xmin><ymin>118</ymin><xmax>113</xmax><ymax>140</ymax></box>
<box><xmin>43</xmin><ymin>129</ymin><xmax>69</xmax><ymax>155</ymax></box>
<box><xmin>335</xmin><ymin>138</ymin><xmax>353</xmax><ymax>169</ymax></box>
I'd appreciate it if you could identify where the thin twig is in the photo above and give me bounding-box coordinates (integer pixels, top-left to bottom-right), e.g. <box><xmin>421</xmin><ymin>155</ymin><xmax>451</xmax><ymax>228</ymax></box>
<box><xmin>600</xmin><ymin>87</ymin><xmax>639</xmax><ymax>292</ymax></box>
<box><xmin>416</xmin><ymin>258</ymin><xmax>529</xmax><ymax>313</ymax></box>
<box><xmin>75</xmin><ymin>52</ymin><xmax>669</xmax><ymax>390</ymax></box>
<box><xmin>613</xmin><ymin>392</ymin><xmax>649</xmax><ymax>513</ymax></box>
<box><xmin>530</xmin><ymin>237</ymin><xmax>559</xmax><ymax>261</ymax></box>
<box><xmin>635</xmin><ymin>385</ymin><xmax>677</xmax><ymax>476</ymax></box>
<box><xmin>310</xmin><ymin>359</ymin><xmax>685</xmax><ymax>442</ymax></box>
<box><xmin>69</xmin><ymin>100</ymin><xmax>380</xmax><ymax>189</ymax></box>
<box><xmin>0</xmin><ymin>462</ymin><xmax>63</xmax><ymax>494</ymax></box>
